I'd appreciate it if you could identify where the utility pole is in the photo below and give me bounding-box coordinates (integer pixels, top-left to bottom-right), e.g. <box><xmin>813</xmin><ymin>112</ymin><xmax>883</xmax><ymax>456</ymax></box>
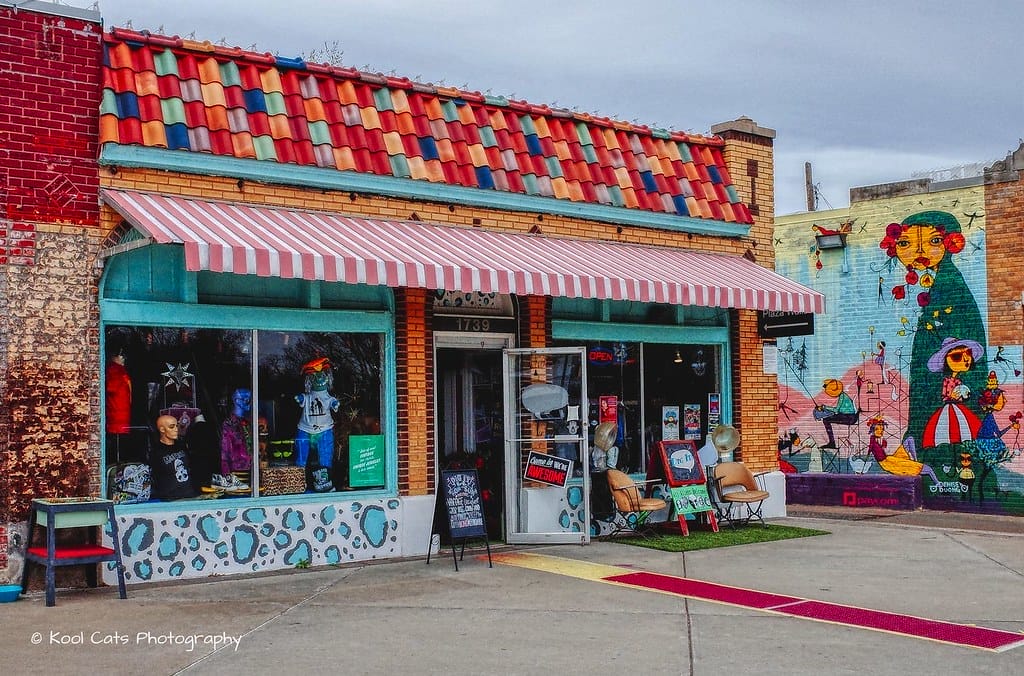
<box><xmin>804</xmin><ymin>162</ymin><xmax>816</xmax><ymax>211</ymax></box>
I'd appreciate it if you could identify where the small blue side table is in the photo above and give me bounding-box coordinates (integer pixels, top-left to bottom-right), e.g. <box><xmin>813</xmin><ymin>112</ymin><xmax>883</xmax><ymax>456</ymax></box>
<box><xmin>20</xmin><ymin>498</ymin><xmax>127</xmax><ymax>607</ymax></box>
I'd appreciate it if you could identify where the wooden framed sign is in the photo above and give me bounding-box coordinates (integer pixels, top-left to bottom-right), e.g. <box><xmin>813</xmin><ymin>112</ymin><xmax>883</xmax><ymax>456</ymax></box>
<box><xmin>657</xmin><ymin>439</ymin><xmax>705</xmax><ymax>487</ymax></box>
<box><xmin>655</xmin><ymin>440</ymin><xmax>717</xmax><ymax>535</ymax></box>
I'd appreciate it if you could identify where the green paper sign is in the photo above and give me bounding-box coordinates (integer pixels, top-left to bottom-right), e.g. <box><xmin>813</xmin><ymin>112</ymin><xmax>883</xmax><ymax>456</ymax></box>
<box><xmin>348</xmin><ymin>435</ymin><xmax>385</xmax><ymax>487</ymax></box>
<box><xmin>670</xmin><ymin>484</ymin><xmax>713</xmax><ymax>516</ymax></box>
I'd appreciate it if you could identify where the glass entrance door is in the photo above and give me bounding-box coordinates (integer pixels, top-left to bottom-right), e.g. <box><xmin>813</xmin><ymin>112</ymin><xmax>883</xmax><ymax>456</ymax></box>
<box><xmin>503</xmin><ymin>347</ymin><xmax>589</xmax><ymax>544</ymax></box>
<box><xmin>435</xmin><ymin>332</ymin><xmax>513</xmax><ymax>541</ymax></box>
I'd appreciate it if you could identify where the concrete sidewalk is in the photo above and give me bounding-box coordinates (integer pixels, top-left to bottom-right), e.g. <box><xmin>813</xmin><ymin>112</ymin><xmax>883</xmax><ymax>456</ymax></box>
<box><xmin>2</xmin><ymin>515</ymin><xmax>1022</xmax><ymax>675</ymax></box>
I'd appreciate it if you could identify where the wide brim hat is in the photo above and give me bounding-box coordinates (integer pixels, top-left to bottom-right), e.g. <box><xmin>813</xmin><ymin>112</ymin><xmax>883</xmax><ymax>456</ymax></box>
<box><xmin>926</xmin><ymin>337</ymin><xmax>983</xmax><ymax>372</ymax></box>
<box><xmin>710</xmin><ymin>424</ymin><xmax>740</xmax><ymax>453</ymax></box>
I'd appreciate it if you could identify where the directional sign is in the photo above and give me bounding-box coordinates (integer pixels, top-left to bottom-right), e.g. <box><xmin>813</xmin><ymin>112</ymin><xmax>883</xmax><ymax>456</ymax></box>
<box><xmin>757</xmin><ymin>311</ymin><xmax>814</xmax><ymax>338</ymax></box>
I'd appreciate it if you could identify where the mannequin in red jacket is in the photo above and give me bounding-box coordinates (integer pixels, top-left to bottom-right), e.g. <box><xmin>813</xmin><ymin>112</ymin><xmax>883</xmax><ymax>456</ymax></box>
<box><xmin>106</xmin><ymin>350</ymin><xmax>132</xmax><ymax>434</ymax></box>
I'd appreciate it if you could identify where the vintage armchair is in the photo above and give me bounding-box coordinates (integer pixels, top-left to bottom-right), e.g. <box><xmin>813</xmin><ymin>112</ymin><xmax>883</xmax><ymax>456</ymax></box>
<box><xmin>606</xmin><ymin>469</ymin><xmax>667</xmax><ymax>537</ymax></box>
<box><xmin>708</xmin><ymin>461</ymin><xmax>770</xmax><ymax>527</ymax></box>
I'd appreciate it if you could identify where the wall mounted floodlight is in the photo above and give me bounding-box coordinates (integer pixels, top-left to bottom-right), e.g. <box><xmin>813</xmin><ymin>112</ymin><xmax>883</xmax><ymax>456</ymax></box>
<box><xmin>814</xmin><ymin>233</ymin><xmax>848</xmax><ymax>250</ymax></box>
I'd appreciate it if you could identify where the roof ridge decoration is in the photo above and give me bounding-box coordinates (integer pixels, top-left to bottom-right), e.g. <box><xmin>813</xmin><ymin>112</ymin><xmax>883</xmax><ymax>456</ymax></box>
<box><xmin>100</xmin><ymin>28</ymin><xmax>753</xmax><ymax>225</ymax></box>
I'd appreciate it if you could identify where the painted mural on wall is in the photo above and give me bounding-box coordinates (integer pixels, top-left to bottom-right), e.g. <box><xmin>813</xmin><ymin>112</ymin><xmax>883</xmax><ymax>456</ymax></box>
<box><xmin>775</xmin><ymin>191</ymin><xmax>1024</xmax><ymax>515</ymax></box>
<box><xmin>102</xmin><ymin>498</ymin><xmax>400</xmax><ymax>584</ymax></box>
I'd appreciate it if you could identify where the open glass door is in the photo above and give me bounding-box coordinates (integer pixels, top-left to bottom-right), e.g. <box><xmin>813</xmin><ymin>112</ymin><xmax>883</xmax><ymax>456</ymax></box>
<box><xmin>503</xmin><ymin>347</ymin><xmax>589</xmax><ymax>544</ymax></box>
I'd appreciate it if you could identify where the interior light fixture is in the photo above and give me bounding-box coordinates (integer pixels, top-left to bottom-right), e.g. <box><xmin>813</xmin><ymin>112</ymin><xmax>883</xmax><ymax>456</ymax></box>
<box><xmin>673</xmin><ymin>350</ymin><xmax>683</xmax><ymax>364</ymax></box>
<box><xmin>691</xmin><ymin>349</ymin><xmax>707</xmax><ymax>376</ymax></box>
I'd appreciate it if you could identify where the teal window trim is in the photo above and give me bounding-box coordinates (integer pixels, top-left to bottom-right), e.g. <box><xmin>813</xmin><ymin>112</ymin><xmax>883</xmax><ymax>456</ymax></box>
<box><xmin>552</xmin><ymin>320</ymin><xmax>727</xmax><ymax>344</ymax></box>
<box><xmin>100</xmin><ymin>298</ymin><xmax>399</xmax><ymax>501</ymax></box>
<box><xmin>100</xmin><ymin>298</ymin><xmax>391</xmax><ymax>332</ymax></box>
<box><xmin>101</xmin><ymin>145</ymin><xmax>752</xmax><ymax>238</ymax></box>
<box><xmin>552</xmin><ymin>319</ymin><xmax>733</xmax><ymax>425</ymax></box>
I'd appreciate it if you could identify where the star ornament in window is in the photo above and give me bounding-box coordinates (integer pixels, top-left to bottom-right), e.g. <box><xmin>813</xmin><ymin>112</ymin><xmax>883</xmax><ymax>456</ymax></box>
<box><xmin>161</xmin><ymin>362</ymin><xmax>194</xmax><ymax>391</ymax></box>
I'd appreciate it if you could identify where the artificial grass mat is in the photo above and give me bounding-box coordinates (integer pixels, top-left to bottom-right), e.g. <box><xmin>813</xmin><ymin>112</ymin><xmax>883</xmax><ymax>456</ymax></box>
<box><xmin>607</xmin><ymin>524</ymin><xmax>829</xmax><ymax>552</ymax></box>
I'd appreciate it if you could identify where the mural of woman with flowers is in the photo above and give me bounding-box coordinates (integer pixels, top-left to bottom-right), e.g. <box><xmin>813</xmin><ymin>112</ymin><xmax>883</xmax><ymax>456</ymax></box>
<box><xmin>879</xmin><ymin>211</ymin><xmax>987</xmax><ymax>468</ymax></box>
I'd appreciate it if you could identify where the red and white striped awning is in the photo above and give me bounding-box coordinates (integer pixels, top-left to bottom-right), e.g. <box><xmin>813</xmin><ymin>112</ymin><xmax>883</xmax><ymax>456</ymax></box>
<box><xmin>101</xmin><ymin>189</ymin><xmax>825</xmax><ymax>313</ymax></box>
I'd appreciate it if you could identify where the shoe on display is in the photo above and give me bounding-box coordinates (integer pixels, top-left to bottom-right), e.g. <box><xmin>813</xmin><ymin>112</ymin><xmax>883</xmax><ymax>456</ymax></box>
<box><xmin>212</xmin><ymin>473</ymin><xmax>250</xmax><ymax>492</ymax></box>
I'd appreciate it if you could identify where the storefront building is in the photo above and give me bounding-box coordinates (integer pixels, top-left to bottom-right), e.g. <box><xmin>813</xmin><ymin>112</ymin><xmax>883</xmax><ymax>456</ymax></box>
<box><xmin>2</xmin><ymin>11</ymin><xmax>824</xmax><ymax>585</ymax></box>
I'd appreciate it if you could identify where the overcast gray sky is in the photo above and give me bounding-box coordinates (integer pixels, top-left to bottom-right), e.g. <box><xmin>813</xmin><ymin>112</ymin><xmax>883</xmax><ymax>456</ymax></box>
<box><xmin>83</xmin><ymin>0</ymin><xmax>1023</xmax><ymax>215</ymax></box>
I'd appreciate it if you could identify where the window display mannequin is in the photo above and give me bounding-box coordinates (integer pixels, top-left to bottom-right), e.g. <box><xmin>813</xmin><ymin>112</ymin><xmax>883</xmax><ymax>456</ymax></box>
<box><xmin>106</xmin><ymin>348</ymin><xmax>132</xmax><ymax>434</ymax></box>
<box><xmin>220</xmin><ymin>388</ymin><xmax>253</xmax><ymax>476</ymax></box>
<box><xmin>150</xmin><ymin>414</ymin><xmax>197</xmax><ymax>500</ymax></box>
<box><xmin>295</xmin><ymin>357</ymin><xmax>340</xmax><ymax>469</ymax></box>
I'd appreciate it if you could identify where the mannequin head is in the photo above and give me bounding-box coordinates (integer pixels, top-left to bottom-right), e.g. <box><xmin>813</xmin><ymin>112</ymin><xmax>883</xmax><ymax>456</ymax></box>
<box><xmin>156</xmin><ymin>414</ymin><xmax>179</xmax><ymax>445</ymax></box>
<box><xmin>231</xmin><ymin>388</ymin><xmax>252</xmax><ymax>418</ymax></box>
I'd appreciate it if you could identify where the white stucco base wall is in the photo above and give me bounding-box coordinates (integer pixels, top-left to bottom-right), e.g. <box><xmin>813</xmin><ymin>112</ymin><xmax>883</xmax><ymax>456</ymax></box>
<box><xmin>102</xmin><ymin>495</ymin><xmax>421</xmax><ymax>585</ymax></box>
<box><xmin>711</xmin><ymin>470</ymin><xmax>787</xmax><ymax>522</ymax></box>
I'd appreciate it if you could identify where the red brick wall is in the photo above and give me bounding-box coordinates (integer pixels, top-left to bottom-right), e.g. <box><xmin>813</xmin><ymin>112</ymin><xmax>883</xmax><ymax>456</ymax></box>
<box><xmin>0</xmin><ymin>7</ymin><xmax>100</xmax><ymax>227</ymax></box>
<box><xmin>0</xmin><ymin>6</ymin><xmax>102</xmax><ymax>526</ymax></box>
<box><xmin>395</xmin><ymin>288</ymin><xmax>432</xmax><ymax>496</ymax></box>
<box><xmin>984</xmin><ymin>156</ymin><xmax>1024</xmax><ymax>347</ymax></box>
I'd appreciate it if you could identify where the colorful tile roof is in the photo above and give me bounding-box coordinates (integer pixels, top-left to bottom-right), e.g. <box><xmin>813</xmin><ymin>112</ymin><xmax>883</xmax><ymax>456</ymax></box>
<box><xmin>100</xmin><ymin>29</ymin><xmax>753</xmax><ymax>225</ymax></box>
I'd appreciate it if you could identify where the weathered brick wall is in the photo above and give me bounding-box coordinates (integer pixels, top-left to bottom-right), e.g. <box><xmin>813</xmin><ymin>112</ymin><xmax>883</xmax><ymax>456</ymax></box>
<box><xmin>0</xmin><ymin>5</ymin><xmax>102</xmax><ymax>545</ymax></box>
<box><xmin>0</xmin><ymin>7</ymin><xmax>101</xmax><ymax>228</ymax></box>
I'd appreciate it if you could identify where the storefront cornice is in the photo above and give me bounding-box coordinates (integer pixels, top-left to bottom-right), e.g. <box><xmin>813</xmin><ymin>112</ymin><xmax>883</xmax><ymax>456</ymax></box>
<box><xmin>99</xmin><ymin>145</ymin><xmax>753</xmax><ymax>239</ymax></box>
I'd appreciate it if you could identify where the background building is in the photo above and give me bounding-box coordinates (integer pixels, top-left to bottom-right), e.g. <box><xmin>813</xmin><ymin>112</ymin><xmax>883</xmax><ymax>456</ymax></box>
<box><xmin>776</xmin><ymin>150</ymin><xmax>1024</xmax><ymax>516</ymax></box>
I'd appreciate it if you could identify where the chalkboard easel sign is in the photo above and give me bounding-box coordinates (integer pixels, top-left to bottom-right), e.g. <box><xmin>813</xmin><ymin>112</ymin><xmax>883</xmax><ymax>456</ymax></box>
<box><xmin>655</xmin><ymin>440</ymin><xmax>718</xmax><ymax>535</ymax></box>
<box><xmin>427</xmin><ymin>469</ymin><xmax>492</xmax><ymax>570</ymax></box>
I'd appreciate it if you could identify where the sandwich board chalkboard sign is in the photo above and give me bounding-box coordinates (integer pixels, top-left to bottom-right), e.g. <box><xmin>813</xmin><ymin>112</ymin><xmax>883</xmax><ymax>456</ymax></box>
<box><xmin>426</xmin><ymin>469</ymin><xmax>492</xmax><ymax>570</ymax></box>
<box><xmin>655</xmin><ymin>440</ymin><xmax>718</xmax><ymax>536</ymax></box>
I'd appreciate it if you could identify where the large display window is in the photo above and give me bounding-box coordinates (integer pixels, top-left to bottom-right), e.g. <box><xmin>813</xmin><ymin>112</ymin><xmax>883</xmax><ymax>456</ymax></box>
<box><xmin>551</xmin><ymin>335</ymin><xmax>725</xmax><ymax>521</ymax></box>
<box><xmin>103</xmin><ymin>325</ymin><xmax>384</xmax><ymax>503</ymax></box>
<box><xmin>551</xmin><ymin>341</ymin><xmax>723</xmax><ymax>475</ymax></box>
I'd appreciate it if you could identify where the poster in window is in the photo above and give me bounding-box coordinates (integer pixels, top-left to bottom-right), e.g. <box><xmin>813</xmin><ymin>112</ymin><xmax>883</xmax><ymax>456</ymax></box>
<box><xmin>599</xmin><ymin>395</ymin><xmax>617</xmax><ymax>424</ymax></box>
<box><xmin>662</xmin><ymin>405</ymin><xmax>679</xmax><ymax>440</ymax></box>
<box><xmin>683</xmin><ymin>403</ymin><xmax>701</xmax><ymax>440</ymax></box>
<box><xmin>348</xmin><ymin>434</ymin><xmax>385</xmax><ymax>487</ymax></box>
<box><xmin>708</xmin><ymin>393</ymin><xmax>721</xmax><ymax>427</ymax></box>
<box><xmin>524</xmin><ymin>451</ymin><xmax>572</xmax><ymax>487</ymax></box>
